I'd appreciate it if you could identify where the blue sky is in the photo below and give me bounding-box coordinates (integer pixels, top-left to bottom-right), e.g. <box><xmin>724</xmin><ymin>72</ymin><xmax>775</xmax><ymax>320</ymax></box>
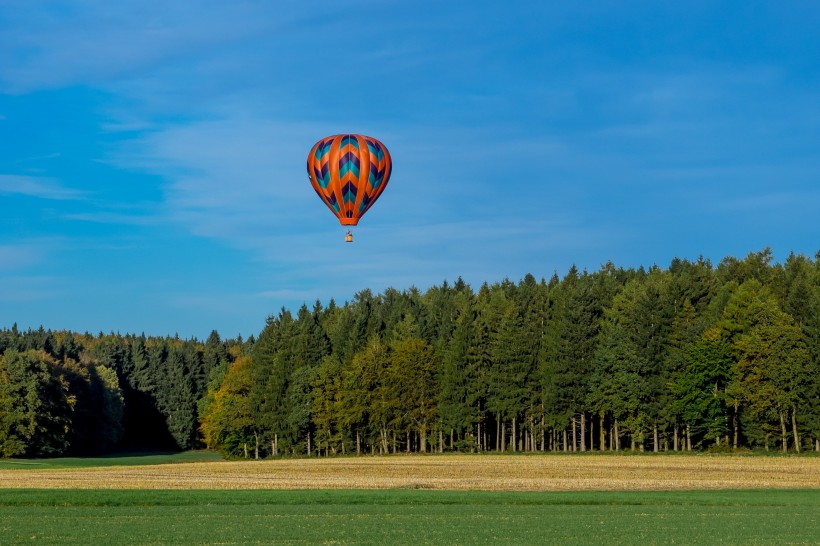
<box><xmin>1</xmin><ymin>1</ymin><xmax>818</xmax><ymax>339</ymax></box>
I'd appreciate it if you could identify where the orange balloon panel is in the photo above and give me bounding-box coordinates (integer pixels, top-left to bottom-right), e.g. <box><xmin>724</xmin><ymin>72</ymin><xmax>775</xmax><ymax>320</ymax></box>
<box><xmin>307</xmin><ymin>134</ymin><xmax>392</xmax><ymax>226</ymax></box>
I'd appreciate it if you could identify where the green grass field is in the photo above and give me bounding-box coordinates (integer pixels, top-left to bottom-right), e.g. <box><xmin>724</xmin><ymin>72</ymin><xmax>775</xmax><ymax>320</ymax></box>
<box><xmin>1</xmin><ymin>488</ymin><xmax>818</xmax><ymax>545</ymax></box>
<box><xmin>0</xmin><ymin>450</ymin><xmax>221</xmax><ymax>470</ymax></box>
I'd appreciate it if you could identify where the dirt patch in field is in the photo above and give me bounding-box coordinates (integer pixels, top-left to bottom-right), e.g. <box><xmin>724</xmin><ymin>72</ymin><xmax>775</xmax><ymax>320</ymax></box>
<box><xmin>1</xmin><ymin>454</ymin><xmax>818</xmax><ymax>491</ymax></box>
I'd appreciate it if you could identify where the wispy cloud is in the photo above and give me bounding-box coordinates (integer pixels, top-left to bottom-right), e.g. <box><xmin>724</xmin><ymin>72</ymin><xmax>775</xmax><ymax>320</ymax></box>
<box><xmin>109</xmin><ymin>116</ymin><xmax>325</xmax><ymax>238</ymax></box>
<box><xmin>705</xmin><ymin>190</ymin><xmax>820</xmax><ymax>214</ymax></box>
<box><xmin>0</xmin><ymin>275</ymin><xmax>59</xmax><ymax>302</ymax></box>
<box><xmin>0</xmin><ymin>244</ymin><xmax>44</xmax><ymax>271</ymax></box>
<box><xmin>0</xmin><ymin>2</ymin><xmax>292</xmax><ymax>93</ymax></box>
<box><xmin>62</xmin><ymin>211</ymin><xmax>161</xmax><ymax>226</ymax></box>
<box><xmin>0</xmin><ymin>174</ymin><xmax>85</xmax><ymax>200</ymax></box>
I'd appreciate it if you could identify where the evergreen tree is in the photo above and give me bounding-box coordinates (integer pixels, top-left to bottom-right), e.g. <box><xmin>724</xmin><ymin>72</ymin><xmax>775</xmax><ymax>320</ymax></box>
<box><xmin>0</xmin><ymin>350</ymin><xmax>71</xmax><ymax>456</ymax></box>
<box><xmin>487</xmin><ymin>299</ymin><xmax>529</xmax><ymax>452</ymax></box>
<box><xmin>668</xmin><ymin>327</ymin><xmax>733</xmax><ymax>449</ymax></box>
<box><xmin>436</xmin><ymin>290</ymin><xmax>475</xmax><ymax>450</ymax></box>
<box><xmin>251</xmin><ymin>309</ymin><xmax>296</xmax><ymax>455</ymax></box>
<box><xmin>466</xmin><ymin>283</ymin><xmax>500</xmax><ymax>451</ymax></box>
<box><xmin>160</xmin><ymin>345</ymin><xmax>198</xmax><ymax>450</ymax></box>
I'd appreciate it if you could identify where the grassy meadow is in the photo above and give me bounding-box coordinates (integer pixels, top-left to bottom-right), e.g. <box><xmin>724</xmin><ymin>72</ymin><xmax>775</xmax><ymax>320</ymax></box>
<box><xmin>1</xmin><ymin>488</ymin><xmax>818</xmax><ymax>545</ymax></box>
<box><xmin>0</xmin><ymin>453</ymin><xmax>818</xmax><ymax>544</ymax></box>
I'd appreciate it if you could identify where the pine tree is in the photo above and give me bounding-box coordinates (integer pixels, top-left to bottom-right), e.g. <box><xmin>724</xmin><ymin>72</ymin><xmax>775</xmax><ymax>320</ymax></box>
<box><xmin>437</xmin><ymin>290</ymin><xmax>475</xmax><ymax>450</ymax></box>
<box><xmin>0</xmin><ymin>350</ymin><xmax>71</xmax><ymax>456</ymax></box>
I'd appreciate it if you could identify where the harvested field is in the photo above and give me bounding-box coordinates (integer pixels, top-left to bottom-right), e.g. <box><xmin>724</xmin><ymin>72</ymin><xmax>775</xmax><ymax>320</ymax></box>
<box><xmin>1</xmin><ymin>454</ymin><xmax>818</xmax><ymax>490</ymax></box>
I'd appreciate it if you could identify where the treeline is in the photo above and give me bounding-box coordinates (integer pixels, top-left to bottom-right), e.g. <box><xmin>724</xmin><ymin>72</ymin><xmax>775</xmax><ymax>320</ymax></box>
<box><xmin>201</xmin><ymin>249</ymin><xmax>820</xmax><ymax>458</ymax></box>
<box><xmin>0</xmin><ymin>328</ymin><xmax>244</xmax><ymax>456</ymax></box>
<box><xmin>1</xmin><ymin>249</ymin><xmax>819</xmax><ymax>459</ymax></box>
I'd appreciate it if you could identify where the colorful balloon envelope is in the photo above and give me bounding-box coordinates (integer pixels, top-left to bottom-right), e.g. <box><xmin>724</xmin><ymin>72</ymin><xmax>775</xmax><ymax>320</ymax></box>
<box><xmin>307</xmin><ymin>134</ymin><xmax>392</xmax><ymax>226</ymax></box>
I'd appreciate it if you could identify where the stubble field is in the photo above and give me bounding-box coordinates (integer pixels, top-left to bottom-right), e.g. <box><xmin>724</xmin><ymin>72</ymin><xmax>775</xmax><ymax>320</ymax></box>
<box><xmin>1</xmin><ymin>453</ymin><xmax>818</xmax><ymax>490</ymax></box>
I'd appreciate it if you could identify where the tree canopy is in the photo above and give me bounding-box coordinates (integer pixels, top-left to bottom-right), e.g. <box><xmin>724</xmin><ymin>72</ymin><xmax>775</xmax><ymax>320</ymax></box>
<box><xmin>2</xmin><ymin>248</ymin><xmax>818</xmax><ymax>457</ymax></box>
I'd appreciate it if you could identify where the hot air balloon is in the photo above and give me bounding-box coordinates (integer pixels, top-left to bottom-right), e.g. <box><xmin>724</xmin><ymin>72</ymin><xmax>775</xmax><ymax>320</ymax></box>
<box><xmin>307</xmin><ymin>134</ymin><xmax>392</xmax><ymax>242</ymax></box>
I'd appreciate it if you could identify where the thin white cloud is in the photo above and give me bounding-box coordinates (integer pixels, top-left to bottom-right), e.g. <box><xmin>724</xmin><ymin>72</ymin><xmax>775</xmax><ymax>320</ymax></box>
<box><xmin>110</xmin><ymin>116</ymin><xmax>325</xmax><ymax>236</ymax></box>
<box><xmin>0</xmin><ymin>1</ymin><xmax>291</xmax><ymax>93</ymax></box>
<box><xmin>0</xmin><ymin>174</ymin><xmax>85</xmax><ymax>200</ymax></box>
<box><xmin>707</xmin><ymin>190</ymin><xmax>820</xmax><ymax>214</ymax></box>
<box><xmin>62</xmin><ymin>211</ymin><xmax>161</xmax><ymax>226</ymax></box>
<box><xmin>0</xmin><ymin>244</ymin><xmax>43</xmax><ymax>271</ymax></box>
<box><xmin>256</xmin><ymin>289</ymin><xmax>327</xmax><ymax>301</ymax></box>
<box><xmin>0</xmin><ymin>271</ymin><xmax>62</xmax><ymax>302</ymax></box>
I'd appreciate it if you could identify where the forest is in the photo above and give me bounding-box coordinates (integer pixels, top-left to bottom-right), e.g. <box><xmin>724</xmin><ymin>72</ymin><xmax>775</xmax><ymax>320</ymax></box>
<box><xmin>1</xmin><ymin>248</ymin><xmax>818</xmax><ymax>458</ymax></box>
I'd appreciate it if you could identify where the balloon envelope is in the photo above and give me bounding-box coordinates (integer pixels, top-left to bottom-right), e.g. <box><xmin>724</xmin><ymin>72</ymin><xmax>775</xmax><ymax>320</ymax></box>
<box><xmin>307</xmin><ymin>134</ymin><xmax>392</xmax><ymax>226</ymax></box>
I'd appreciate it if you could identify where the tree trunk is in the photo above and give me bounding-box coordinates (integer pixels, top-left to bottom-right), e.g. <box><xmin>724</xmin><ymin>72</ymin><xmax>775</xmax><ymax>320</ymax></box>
<box><xmin>524</xmin><ymin>417</ymin><xmax>529</xmax><ymax>451</ymax></box>
<box><xmin>501</xmin><ymin>420</ymin><xmax>506</xmax><ymax>452</ymax></box>
<box><xmin>733</xmin><ymin>402</ymin><xmax>739</xmax><ymax>449</ymax></box>
<box><xmin>614</xmin><ymin>419</ymin><xmax>620</xmax><ymax>451</ymax></box>
<box><xmin>254</xmin><ymin>432</ymin><xmax>259</xmax><ymax>460</ymax></box>
<box><xmin>533</xmin><ymin>419</ymin><xmax>538</xmax><ymax>451</ymax></box>
<box><xmin>600</xmin><ymin>411</ymin><xmax>606</xmax><ymax>451</ymax></box>
<box><xmin>572</xmin><ymin>417</ymin><xmax>577</xmax><ymax>452</ymax></box>
<box><xmin>780</xmin><ymin>412</ymin><xmax>788</xmax><ymax>453</ymax></box>
<box><xmin>653</xmin><ymin>423</ymin><xmax>659</xmax><ymax>453</ymax></box>
<box><xmin>243</xmin><ymin>443</ymin><xmax>248</xmax><ymax>459</ymax></box>
<box><xmin>356</xmin><ymin>429</ymin><xmax>361</xmax><ymax>455</ymax></box>
<box><xmin>686</xmin><ymin>424</ymin><xmax>691</xmax><ymax>451</ymax></box>
<box><xmin>673</xmin><ymin>423</ymin><xmax>679</xmax><ymax>451</ymax></box>
<box><xmin>589</xmin><ymin>413</ymin><xmax>594</xmax><ymax>451</ymax></box>
<box><xmin>529</xmin><ymin>416</ymin><xmax>535</xmax><ymax>452</ymax></box>
<box><xmin>421</xmin><ymin>427</ymin><xmax>427</xmax><ymax>453</ymax></box>
<box><xmin>791</xmin><ymin>408</ymin><xmax>800</xmax><ymax>454</ymax></box>
<box><xmin>307</xmin><ymin>432</ymin><xmax>311</xmax><ymax>457</ymax></box>
<box><xmin>563</xmin><ymin>429</ymin><xmax>568</xmax><ymax>452</ymax></box>
<box><xmin>512</xmin><ymin>417</ymin><xmax>517</xmax><ymax>453</ymax></box>
<box><xmin>580</xmin><ymin>412</ymin><xmax>586</xmax><ymax>452</ymax></box>
<box><xmin>496</xmin><ymin>414</ymin><xmax>501</xmax><ymax>451</ymax></box>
